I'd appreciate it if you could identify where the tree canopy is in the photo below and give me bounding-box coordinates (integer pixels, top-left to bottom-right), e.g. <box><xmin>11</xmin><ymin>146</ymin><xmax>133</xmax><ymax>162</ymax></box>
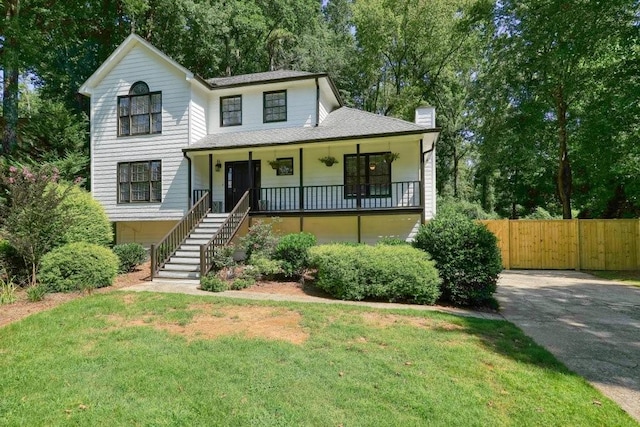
<box><xmin>1</xmin><ymin>0</ymin><xmax>638</xmax><ymax>218</ymax></box>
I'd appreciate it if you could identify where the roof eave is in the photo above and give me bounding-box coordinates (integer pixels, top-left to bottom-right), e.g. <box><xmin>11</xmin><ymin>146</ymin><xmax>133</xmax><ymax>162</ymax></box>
<box><xmin>183</xmin><ymin>128</ymin><xmax>439</xmax><ymax>153</ymax></box>
<box><xmin>208</xmin><ymin>73</ymin><xmax>329</xmax><ymax>90</ymax></box>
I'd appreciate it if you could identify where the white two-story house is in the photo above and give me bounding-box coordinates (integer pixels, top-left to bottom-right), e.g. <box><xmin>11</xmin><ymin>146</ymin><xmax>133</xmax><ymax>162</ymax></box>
<box><xmin>79</xmin><ymin>34</ymin><xmax>439</xmax><ymax>279</ymax></box>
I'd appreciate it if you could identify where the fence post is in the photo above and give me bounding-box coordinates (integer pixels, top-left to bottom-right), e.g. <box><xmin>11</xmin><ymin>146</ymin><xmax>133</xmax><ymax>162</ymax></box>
<box><xmin>150</xmin><ymin>244</ymin><xmax>156</xmax><ymax>280</ymax></box>
<box><xmin>574</xmin><ymin>219</ymin><xmax>581</xmax><ymax>271</ymax></box>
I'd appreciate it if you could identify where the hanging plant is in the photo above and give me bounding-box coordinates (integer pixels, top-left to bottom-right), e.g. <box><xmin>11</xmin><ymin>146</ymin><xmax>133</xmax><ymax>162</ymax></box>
<box><xmin>267</xmin><ymin>159</ymin><xmax>282</xmax><ymax>170</ymax></box>
<box><xmin>383</xmin><ymin>152</ymin><xmax>400</xmax><ymax>163</ymax></box>
<box><xmin>319</xmin><ymin>156</ymin><xmax>339</xmax><ymax>167</ymax></box>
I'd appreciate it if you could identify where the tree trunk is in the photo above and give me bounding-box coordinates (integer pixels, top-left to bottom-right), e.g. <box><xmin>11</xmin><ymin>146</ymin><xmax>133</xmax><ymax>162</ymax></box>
<box><xmin>452</xmin><ymin>145</ymin><xmax>459</xmax><ymax>198</ymax></box>
<box><xmin>2</xmin><ymin>0</ymin><xmax>20</xmax><ymax>155</ymax></box>
<box><xmin>555</xmin><ymin>86</ymin><xmax>572</xmax><ymax>219</ymax></box>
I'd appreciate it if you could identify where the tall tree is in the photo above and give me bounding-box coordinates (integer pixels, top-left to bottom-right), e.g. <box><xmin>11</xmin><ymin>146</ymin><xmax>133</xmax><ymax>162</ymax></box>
<box><xmin>475</xmin><ymin>0</ymin><xmax>638</xmax><ymax>218</ymax></box>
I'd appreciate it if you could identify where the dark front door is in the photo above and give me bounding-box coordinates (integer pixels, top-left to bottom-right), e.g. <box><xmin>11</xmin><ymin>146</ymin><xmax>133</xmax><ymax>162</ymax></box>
<box><xmin>225</xmin><ymin>160</ymin><xmax>260</xmax><ymax>212</ymax></box>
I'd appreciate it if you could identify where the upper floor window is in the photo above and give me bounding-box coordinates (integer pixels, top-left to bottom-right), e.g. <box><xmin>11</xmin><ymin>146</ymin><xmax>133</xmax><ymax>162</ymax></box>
<box><xmin>264</xmin><ymin>90</ymin><xmax>287</xmax><ymax>123</ymax></box>
<box><xmin>118</xmin><ymin>81</ymin><xmax>162</xmax><ymax>136</ymax></box>
<box><xmin>118</xmin><ymin>160</ymin><xmax>162</xmax><ymax>203</ymax></box>
<box><xmin>344</xmin><ymin>152</ymin><xmax>391</xmax><ymax>198</ymax></box>
<box><xmin>221</xmin><ymin>95</ymin><xmax>242</xmax><ymax>126</ymax></box>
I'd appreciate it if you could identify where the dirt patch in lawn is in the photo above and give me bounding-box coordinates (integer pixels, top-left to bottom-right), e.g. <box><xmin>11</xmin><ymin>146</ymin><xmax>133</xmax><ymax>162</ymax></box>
<box><xmin>361</xmin><ymin>312</ymin><xmax>463</xmax><ymax>331</ymax></box>
<box><xmin>106</xmin><ymin>304</ymin><xmax>308</xmax><ymax>345</ymax></box>
<box><xmin>240</xmin><ymin>276</ymin><xmax>333</xmax><ymax>299</ymax></box>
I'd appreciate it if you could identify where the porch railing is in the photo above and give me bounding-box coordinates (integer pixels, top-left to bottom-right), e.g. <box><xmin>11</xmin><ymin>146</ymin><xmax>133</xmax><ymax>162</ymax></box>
<box><xmin>250</xmin><ymin>181</ymin><xmax>421</xmax><ymax>212</ymax></box>
<box><xmin>150</xmin><ymin>191</ymin><xmax>211</xmax><ymax>279</ymax></box>
<box><xmin>199</xmin><ymin>190</ymin><xmax>250</xmax><ymax>277</ymax></box>
<box><xmin>192</xmin><ymin>189</ymin><xmax>223</xmax><ymax>212</ymax></box>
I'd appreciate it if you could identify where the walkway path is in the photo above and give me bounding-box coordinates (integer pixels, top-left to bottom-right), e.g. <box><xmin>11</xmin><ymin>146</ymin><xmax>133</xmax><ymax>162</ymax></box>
<box><xmin>497</xmin><ymin>270</ymin><xmax>640</xmax><ymax>422</ymax></box>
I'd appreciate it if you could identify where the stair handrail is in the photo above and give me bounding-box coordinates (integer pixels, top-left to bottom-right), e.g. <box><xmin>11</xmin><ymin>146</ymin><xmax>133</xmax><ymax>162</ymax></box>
<box><xmin>151</xmin><ymin>191</ymin><xmax>211</xmax><ymax>279</ymax></box>
<box><xmin>200</xmin><ymin>190</ymin><xmax>250</xmax><ymax>277</ymax></box>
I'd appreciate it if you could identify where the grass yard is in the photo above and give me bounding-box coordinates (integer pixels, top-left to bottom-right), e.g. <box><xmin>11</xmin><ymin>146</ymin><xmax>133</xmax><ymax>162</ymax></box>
<box><xmin>587</xmin><ymin>270</ymin><xmax>640</xmax><ymax>288</ymax></box>
<box><xmin>0</xmin><ymin>292</ymin><xmax>635</xmax><ymax>426</ymax></box>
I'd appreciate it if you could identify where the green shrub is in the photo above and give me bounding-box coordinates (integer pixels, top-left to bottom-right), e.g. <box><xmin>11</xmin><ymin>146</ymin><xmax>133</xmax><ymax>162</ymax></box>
<box><xmin>376</xmin><ymin>236</ymin><xmax>409</xmax><ymax>246</ymax></box>
<box><xmin>413</xmin><ymin>211</ymin><xmax>502</xmax><ymax>306</ymax></box>
<box><xmin>437</xmin><ymin>196</ymin><xmax>498</xmax><ymax>220</ymax></box>
<box><xmin>240</xmin><ymin>220</ymin><xmax>279</xmax><ymax>259</ymax></box>
<box><xmin>57</xmin><ymin>185</ymin><xmax>113</xmax><ymax>246</ymax></box>
<box><xmin>273</xmin><ymin>232</ymin><xmax>316</xmax><ymax>277</ymax></box>
<box><xmin>26</xmin><ymin>284</ymin><xmax>46</xmax><ymax>302</ymax></box>
<box><xmin>200</xmin><ymin>274</ymin><xmax>228</xmax><ymax>292</ymax></box>
<box><xmin>248</xmin><ymin>256</ymin><xmax>282</xmax><ymax>278</ymax></box>
<box><xmin>112</xmin><ymin>243</ymin><xmax>147</xmax><ymax>273</ymax></box>
<box><xmin>230</xmin><ymin>277</ymin><xmax>255</xmax><ymax>290</ymax></box>
<box><xmin>309</xmin><ymin>244</ymin><xmax>441</xmax><ymax>304</ymax></box>
<box><xmin>39</xmin><ymin>242</ymin><xmax>119</xmax><ymax>292</ymax></box>
<box><xmin>212</xmin><ymin>244</ymin><xmax>237</xmax><ymax>271</ymax></box>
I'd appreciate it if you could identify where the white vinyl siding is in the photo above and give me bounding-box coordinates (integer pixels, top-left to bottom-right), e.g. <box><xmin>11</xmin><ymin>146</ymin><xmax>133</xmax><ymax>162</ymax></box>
<box><xmin>189</xmin><ymin>87</ymin><xmax>208</xmax><ymax>143</ymax></box>
<box><xmin>90</xmin><ymin>44</ymin><xmax>190</xmax><ymax>221</ymax></box>
<box><xmin>208</xmin><ymin>80</ymin><xmax>315</xmax><ymax>133</ymax></box>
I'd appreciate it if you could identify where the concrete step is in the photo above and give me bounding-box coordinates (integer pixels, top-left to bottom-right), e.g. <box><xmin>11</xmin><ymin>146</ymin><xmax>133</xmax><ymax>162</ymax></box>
<box><xmin>206</xmin><ymin>213</ymin><xmax>229</xmax><ymax>219</ymax></box>
<box><xmin>163</xmin><ymin>263</ymin><xmax>199</xmax><ymax>272</ymax></box>
<box><xmin>191</xmin><ymin>232</ymin><xmax>216</xmax><ymax>239</ymax></box>
<box><xmin>151</xmin><ymin>278</ymin><xmax>201</xmax><ymax>285</ymax></box>
<box><xmin>184</xmin><ymin>238</ymin><xmax>210</xmax><ymax>245</ymax></box>
<box><xmin>179</xmin><ymin>244</ymin><xmax>201</xmax><ymax>252</ymax></box>
<box><xmin>155</xmin><ymin>270</ymin><xmax>200</xmax><ymax>280</ymax></box>
<box><xmin>168</xmin><ymin>257</ymin><xmax>200</xmax><ymax>265</ymax></box>
<box><xmin>174</xmin><ymin>249</ymin><xmax>200</xmax><ymax>258</ymax></box>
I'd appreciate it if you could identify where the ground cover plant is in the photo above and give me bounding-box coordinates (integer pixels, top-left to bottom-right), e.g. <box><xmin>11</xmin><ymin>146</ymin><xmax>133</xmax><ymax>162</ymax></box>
<box><xmin>0</xmin><ymin>293</ymin><xmax>634</xmax><ymax>426</ymax></box>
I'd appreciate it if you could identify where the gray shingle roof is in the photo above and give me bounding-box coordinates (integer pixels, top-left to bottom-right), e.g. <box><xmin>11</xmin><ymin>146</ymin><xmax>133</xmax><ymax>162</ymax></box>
<box><xmin>185</xmin><ymin>107</ymin><xmax>435</xmax><ymax>152</ymax></box>
<box><xmin>206</xmin><ymin>70</ymin><xmax>320</xmax><ymax>87</ymax></box>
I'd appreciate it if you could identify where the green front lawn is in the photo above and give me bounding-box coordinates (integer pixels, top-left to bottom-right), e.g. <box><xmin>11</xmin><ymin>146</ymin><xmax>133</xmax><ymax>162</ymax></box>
<box><xmin>0</xmin><ymin>293</ymin><xmax>634</xmax><ymax>426</ymax></box>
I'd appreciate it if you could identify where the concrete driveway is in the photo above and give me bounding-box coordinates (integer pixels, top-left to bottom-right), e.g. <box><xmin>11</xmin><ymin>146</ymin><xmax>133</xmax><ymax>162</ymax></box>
<box><xmin>497</xmin><ymin>270</ymin><xmax>640</xmax><ymax>422</ymax></box>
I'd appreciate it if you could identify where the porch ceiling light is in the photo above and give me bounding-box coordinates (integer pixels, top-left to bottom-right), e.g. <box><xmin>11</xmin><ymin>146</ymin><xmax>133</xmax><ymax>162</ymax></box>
<box><xmin>369</xmin><ymin>162</ymin><xmax>376</xmax><ymax>171</ymax></box>
<box><xmin>215</xmin><ymin>160</ymin><xmax>222</xmax><ymax>172</ymax></box>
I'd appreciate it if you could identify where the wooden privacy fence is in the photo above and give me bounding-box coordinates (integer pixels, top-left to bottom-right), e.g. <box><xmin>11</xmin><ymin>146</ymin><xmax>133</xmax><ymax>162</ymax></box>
<box><xmin>479</xmin><ymin>219</ymin><xmax>640</xmax><ymax>270</ymax></box>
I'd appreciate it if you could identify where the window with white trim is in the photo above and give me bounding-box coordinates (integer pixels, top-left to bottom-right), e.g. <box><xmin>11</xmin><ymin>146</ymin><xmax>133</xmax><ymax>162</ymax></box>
<box><xmin>118</xmin><ymin>81</ymin><xmax>162</xmax><ymax>136</ymax></box>
<box><xmin>118</xmin><ymin>160</ymin><xmax>162</xmax><ymax>203</ymax></box>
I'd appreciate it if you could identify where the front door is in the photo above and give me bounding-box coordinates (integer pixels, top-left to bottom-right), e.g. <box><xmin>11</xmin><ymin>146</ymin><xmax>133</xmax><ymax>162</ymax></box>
<box><xmin>224</xmin><ymin>160</ymin><xmax>260</xmax><ymax>212</ymax></box>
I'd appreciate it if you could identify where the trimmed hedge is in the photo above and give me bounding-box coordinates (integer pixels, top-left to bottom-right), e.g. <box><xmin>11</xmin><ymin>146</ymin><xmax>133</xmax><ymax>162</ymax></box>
<box><xmin>273</xmin><ymin>232</ymin><xmax>316</xmax><ymax>277</ymax></box>
<box><xmin>57</xmin><ymin>185</ymin><xmax>113</xmax><ymax>246</ymax></box>
<box><xmin>413</xmin><ymin>211</ymin><xmax>502</xmax><ymax>306</ymax></box>
<box><xmin>39</xmin><ymin>242</ymin><xmax>119</xmax><ymax>292</ymax></box>
<box><xmin>112</xmin><ymin>243</ymin><xmax>147</xmax><ymax>273</ymax></box>
<box><xmin>309</xmin><ymin>244</ymin><xmax>441</xmax><ymax>304</ymax></box>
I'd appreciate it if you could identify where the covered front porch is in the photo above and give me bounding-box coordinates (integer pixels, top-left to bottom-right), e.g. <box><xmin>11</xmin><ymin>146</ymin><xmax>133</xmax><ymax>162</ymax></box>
<box><xmin>184</xmin><ymin>135</ymin><xmax>435</xmax><ymax>221</ymax></box>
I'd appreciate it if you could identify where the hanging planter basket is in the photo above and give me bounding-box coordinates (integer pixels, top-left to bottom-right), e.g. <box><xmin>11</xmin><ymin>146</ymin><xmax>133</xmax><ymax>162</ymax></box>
<box><xmin>267</xmin><ymin>159</ymin><xmax>282</xmax><ymax>170</ymax></box>
<box><xmin>383</xmin><ymin>152</ymin><xmax>400</xmax><ymax>163</ymax></box>
<box><xmin>319</xmin><ymin>156</ymin><xmax>339</xmax><ymax>167</ymax></box>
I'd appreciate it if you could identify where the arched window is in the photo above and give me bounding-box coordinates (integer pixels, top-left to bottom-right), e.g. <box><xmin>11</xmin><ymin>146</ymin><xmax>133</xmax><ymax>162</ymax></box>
<box><xmin>118</xmin><ymin>81</ymin><xmax>162</xmax><ymax>136</ymax></box>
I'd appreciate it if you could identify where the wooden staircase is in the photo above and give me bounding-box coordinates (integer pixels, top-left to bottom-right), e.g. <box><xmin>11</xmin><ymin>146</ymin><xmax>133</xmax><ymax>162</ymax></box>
<box><xmin>155</xmin><ymin>213</ymin><xmax>229</xmax><ymax>280</ymax></box>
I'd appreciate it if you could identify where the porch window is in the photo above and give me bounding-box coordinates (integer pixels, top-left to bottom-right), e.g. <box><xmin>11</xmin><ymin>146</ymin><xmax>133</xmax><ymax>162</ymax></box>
<box><xmin>221</xmin><ymin>95</ymin><xmax>242</xmax><ymax>126</ymax></box>
<box><xmin>344</xmin><ymin>152</ymin><xmax>391</xmax><ymax>198</ymax></box>
<box><xmin>118</xmin><ymin>81</ymin><xmax>162</xmax><ymax>136</ymax></box>
<box><xmin>263</xmin><ymin>90</ymin><xmax>287</xmax><ymax>123</ymax></box>
<box><xmin>118</xmin><ymin>160</ymin><xmax>162</xmax><ymax>203</ymax></box>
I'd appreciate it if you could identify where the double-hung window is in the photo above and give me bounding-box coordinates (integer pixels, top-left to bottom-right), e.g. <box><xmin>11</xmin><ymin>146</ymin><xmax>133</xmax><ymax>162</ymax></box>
<box><xmin>118</xmin><ymin>160</ymin><xmax>162</xmax><ymax>203</ymax></box>
<box><xmin>221</xmin><ymin>95</ymin><xmax>242</xmax><ymax>126</ymax></box>
<box><xmin>263</xmin><ymin>90</ymin><xmax>287</xmax><ymax>123</ymax></box>
<box><xmin>344</xmin><ymin>152</ymin><xmax>391</xmax><ymax>198</ymax></box>
<box><xmin>118</xmin><ymin>81</ymin><xmax>162</xmax><ymax>136</ymax></box>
